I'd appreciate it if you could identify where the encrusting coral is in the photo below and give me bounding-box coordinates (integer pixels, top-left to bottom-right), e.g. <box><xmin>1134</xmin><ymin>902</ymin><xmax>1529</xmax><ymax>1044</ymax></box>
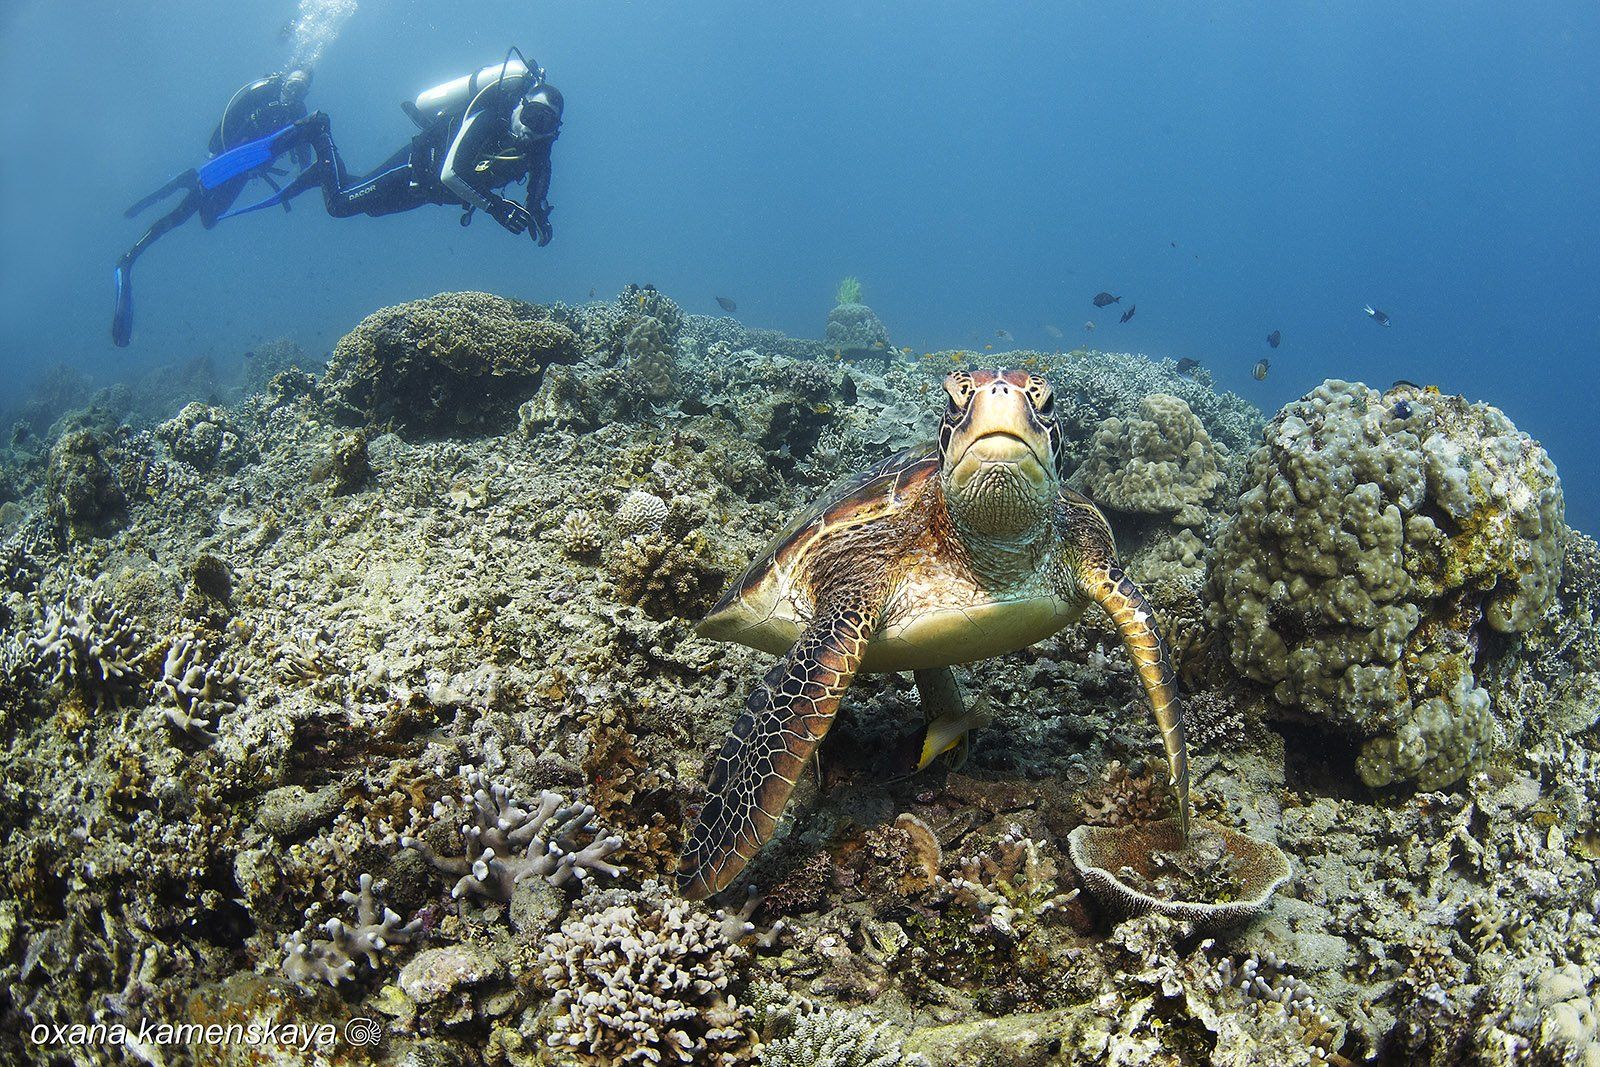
<box><xmin>401</xmin><ymin>768</ymin><xmax>624</xmax><ymax>902</ymax></box>
<box><xmin>1209</xmin><ymin>379</ymin><xmax>1565</xmax><ymax>789</ymax></box>
<box><xmin>1079</xmin><ymin>392</ymin><xmax>1222</xmax><ymax>527</ymax></box>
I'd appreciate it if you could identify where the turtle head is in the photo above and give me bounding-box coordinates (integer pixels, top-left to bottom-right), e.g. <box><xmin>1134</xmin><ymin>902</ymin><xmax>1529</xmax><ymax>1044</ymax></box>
<box><xmin>938</xmin><ymin>369</ymin><xmax>1061</xmax><ymax>541</ymax></box>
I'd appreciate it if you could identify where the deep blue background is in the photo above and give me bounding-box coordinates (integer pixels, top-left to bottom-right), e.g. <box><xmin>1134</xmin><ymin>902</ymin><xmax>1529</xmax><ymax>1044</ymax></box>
<box><xmin>2</xmin><ymin>1</ymin><xmax>1595</xmax><ymax>528</ymax></box>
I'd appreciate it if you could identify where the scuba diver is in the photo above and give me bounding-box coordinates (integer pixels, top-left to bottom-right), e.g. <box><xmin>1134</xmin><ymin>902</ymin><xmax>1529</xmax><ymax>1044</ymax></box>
<box><xmin>227</xmin><ymin>51</ymin><xmax>562</xmax><ymax>244</ymax></box>
<box><xmin>113</xmin><ymin>69</ymin><xmax>313</xmax><ymax>347</ymax></box>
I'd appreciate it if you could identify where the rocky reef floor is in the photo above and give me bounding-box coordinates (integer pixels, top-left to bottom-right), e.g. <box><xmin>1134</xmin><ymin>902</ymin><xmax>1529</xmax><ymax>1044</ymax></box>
<box><xmin>1</xmin><ymin>288</ymin><xmax>1596</xmax><ymax>1066</ymax></box>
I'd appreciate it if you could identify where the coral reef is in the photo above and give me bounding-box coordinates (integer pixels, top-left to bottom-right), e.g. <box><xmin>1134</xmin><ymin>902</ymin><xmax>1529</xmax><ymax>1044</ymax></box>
<box><xmin>1079</xmin><ymin>393</ymin><xmax>1222</xmax><ymax>527</ymax></box>
<box><xmin>1209</xmin><ymin>379</ymin><xmax>1565</xmax><ymax>789</ymax></box>
<box><xmin>0</xmin><ymin>287</ymin><xmax>1593</xmax><ymax>1067</ymax></box>
<box><xmin>321</xmin><ymin>290</ymin><xmax>579</xmax><ymax>433</ymax></box>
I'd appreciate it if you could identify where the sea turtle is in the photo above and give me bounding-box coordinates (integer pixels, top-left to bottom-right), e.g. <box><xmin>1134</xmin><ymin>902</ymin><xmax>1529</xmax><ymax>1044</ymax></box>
<box><xmin>677</xmin><ymin>368</ymin><xmax>1190</xmax><ymax>900</ymax></box>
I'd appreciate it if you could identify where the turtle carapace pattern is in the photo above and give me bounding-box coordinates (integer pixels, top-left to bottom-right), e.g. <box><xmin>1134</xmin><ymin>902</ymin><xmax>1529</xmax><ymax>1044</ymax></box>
<box><xmin>678</xmin><ymin>369</ymin><xmax>1190</xmax><ymax>900</ymax></box>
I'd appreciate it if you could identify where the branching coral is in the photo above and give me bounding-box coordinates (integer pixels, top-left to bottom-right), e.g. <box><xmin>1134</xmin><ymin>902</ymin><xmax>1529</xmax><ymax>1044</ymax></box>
<box><xmin>401</xmin><ymin>769</ymin><xmax>623</xmax><ymax>902</ymax></box>
<box><xmin>759</xmin><ymin>1001</ymin><xmax>925</xmax><ymax>1067</ymax></box>
<box><xmin>940</xmin><ymin>826</ymin><xmax>1077</xmax><ymax>942</ymax></box>
<box><xmin>537</xmin><ymin>880</ymin><xmax>756</xmax><ymax>1066</ymax></box>
<box><xmin>281</xmin><ymin>873</ymin><xmax>423</xmax><ymax>987</ymax></box>
<box><xmin>29</xmin><ymin>588</ymin><xmax>145</xmax><ymax>710</ymax></box>
<box><xmin>157</xmin><ymin>635</ymin><xmax>241</xmax><ymax>743</ymax></box>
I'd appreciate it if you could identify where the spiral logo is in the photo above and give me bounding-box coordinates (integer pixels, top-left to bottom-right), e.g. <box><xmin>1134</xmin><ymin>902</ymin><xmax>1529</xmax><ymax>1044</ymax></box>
<box><xmin>344</xmin><ymin>1017</ymin><xmax>383</xmax><ymax>1047</ymax></box>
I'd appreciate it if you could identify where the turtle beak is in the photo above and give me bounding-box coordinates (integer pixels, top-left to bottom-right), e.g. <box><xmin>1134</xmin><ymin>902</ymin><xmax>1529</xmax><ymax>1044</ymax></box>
<box><xmin>949</xmin><ymin>382</ymin><xmax>1054</xmax><ymax>479</ymax></box>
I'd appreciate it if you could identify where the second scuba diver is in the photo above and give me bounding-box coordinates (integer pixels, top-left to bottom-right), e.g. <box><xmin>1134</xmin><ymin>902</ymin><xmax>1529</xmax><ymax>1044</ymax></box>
<box><xmin>114</xmin><ymin>69</ymin><xmax>313</xmax><ymax>347</ymax></box>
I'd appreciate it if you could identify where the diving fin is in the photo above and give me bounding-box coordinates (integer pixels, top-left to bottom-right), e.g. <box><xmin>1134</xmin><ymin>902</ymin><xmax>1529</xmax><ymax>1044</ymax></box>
<box><xmin>197</xmin><ymin>122</ymin><xmax>300</xmax><ymax>190</ymax></box>
<box><xmin>124</xmin><ymin>171</ymin><xmax>194</xmax><ymax>218</ymax></box>
<box><xmin>214</xmin><ymin>161</ymin><xmax>323</xmax><ymax>221</ymax></box>
<box><xmin>112</xmin><ymin>263</ymin><xmax>133</xmax><ymax>347</ymax></box>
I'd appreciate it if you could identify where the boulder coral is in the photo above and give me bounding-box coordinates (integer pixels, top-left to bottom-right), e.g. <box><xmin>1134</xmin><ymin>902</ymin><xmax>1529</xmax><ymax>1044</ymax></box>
<box><xmin>1208</xmin><ymin>380</ymin><xmax>1565</xmax><ymax>789</ymax></box>
<box><xmin>321</xmin><ymin>291</ymin><xmax>579</xmax><ymax>434</ymax></box>
<box><xmin>1079</xmin><ymin>393</ymin><xmax>1222</xmax><ymax>527</ymax></box>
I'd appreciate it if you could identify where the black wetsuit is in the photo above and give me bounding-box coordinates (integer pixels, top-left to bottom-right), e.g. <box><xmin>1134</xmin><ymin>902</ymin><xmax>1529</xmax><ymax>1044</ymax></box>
<box><xmin>292</xmin><ymin>82</ymin><xmax>559</xmax><ymax>243</ymax></box>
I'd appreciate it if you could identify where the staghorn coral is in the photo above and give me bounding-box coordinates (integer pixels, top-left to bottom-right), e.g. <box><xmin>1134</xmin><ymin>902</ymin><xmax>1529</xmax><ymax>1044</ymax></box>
<box><xmin>1079</xmin><ymin>393</ymin><xmax>1222</xmax><ymax>526</ymax></box>
<box><xmin>401</xmin><ymin>768</ymin><xmax>624</xmax><ymax>902</ymax></box>
<box><xmin>537</xmin><ymin>879</ymin><xmax>757</xmax><ymax>1066</ymax></box>
<box><xmin>1209</xmin><ymin>380</ymin><xmax>1565</xmax><ymax>789</ymax></box>
<box><xmin>615</xmin><ymin>489</ymin><xmax>669</xmax><ymax>537</ymax></box>
<box><xmin>1211</xmin><ymin>951</ymin><xmax>1353</xmax><ymax>1066</ymax></box>
<box><xmin>29</xmin><ymin>588</ymin><xmax>145</xmax><ymax>711</ymax></box>
<box><xmin>281</xmin><ymin>873</ymin><xmax>423</xmax><ymax>987</ymax></box>
<box><xmin>321</xmin><ymin>291</ymin><xmax>579</xmax><ymax>433</ymax></box>
<box><xmin>157</xmin><ymin>634</ymin><xmax>241</xmax><ymax>743</ymax></box>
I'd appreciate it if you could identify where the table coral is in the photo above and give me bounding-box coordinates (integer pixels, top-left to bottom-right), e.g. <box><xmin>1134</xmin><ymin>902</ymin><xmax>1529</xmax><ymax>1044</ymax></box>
<box><xmin>1208</xmin><ymin>380</ymin><xmax>1564</xmax><ymax>789</ymax></box>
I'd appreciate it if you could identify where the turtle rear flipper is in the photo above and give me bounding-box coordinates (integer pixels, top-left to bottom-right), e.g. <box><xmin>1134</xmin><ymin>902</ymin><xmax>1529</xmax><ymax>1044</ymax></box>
<box><xmin>678</xmin><ymin>598</ymin><xmax>880</xmax><ymax>900</ymax></box>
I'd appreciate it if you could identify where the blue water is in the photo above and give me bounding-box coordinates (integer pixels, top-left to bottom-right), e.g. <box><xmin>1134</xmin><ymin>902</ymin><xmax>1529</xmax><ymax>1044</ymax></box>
<box><xmin>2</xmin><ymin>1</ymin><xmax>1596</xmax><ymax>528</ymax></box>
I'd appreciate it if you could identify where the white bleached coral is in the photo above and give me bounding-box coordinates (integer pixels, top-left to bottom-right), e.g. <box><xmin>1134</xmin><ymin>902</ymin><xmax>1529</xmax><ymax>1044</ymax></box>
<box><xmin>537</xmin><ymin>879</ymin><xmax>756</xmax><ymax>1066</ymax></box>
<box><xmin>281</xmin><ymin>873</ymin><xmax>423</xmax><ymax>987</ymax></box>
<box><xmin>29</xmin><ymin>588</ymin><xmax>145</xmax><ymax>710</ymax></box>
<box><xmin>157</xmin><ymin>635</ymin><xmax>241</xmax><ymax>743</ymax></box>
<box><xmin>1079</xmin><ymin>393</ymin><xmax>1222</xmax><ymax>527</ymax></box>
<box><xmin>616</xmin><ymin>489</ymin><xmax>669</xmax><ymax>537</ymax></box>
<box><xmin>401</xmin><ymin>768</ymin><xmax>624</xmax><ymax>902</ymax></box>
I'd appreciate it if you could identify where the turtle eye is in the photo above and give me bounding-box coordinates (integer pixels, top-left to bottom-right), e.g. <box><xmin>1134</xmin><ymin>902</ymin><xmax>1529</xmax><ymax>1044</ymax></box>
<box><xmin>1038</xmin><ymin>395</ymin><xmax>1055</xmax><ymax>416</ymax></box>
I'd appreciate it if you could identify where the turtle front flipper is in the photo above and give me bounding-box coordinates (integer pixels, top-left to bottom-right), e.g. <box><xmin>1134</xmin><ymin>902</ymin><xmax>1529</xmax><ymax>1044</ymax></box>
<box><xmin>678</xmin><ymin>598</ymin><xmax>880</xmax><ymax>900</ymax></box>
<box><xmin>1058</xmin><ymin>491</ymin><xmax>1190</xmax><ymax>837</ymax></box>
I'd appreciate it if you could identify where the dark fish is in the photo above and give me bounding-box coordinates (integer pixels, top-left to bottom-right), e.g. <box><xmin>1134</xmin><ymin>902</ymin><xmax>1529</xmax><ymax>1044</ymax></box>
<box><xmin>1253</xmin><ymin>359</ymin><xmax>1270</xmax><ymax>381</ymax></box>
<box><xmin>1092</xmin><ymin>292</ymin><xmax>1120</xmax><ymax>308</ymax></box>
<box><xmin>589</xmin><ymin>288</ymin><xmax>596</xmax><ymax>298</ymax></box>
<box><xmin>1119</xmin><ymin>305</ymin><xmax>1136</xmax><ymax>324</ymax></box>
<box><xmin>1363</xmin><ymin>305</ymin><xmax>1391</xmax><ymax>327</ymax></box>
<box><xmin>1175</xmin><ymin>358</ymin><xmax>1201</xmax><ymax>376</ymax></box>
<box><xmin>243</xmin><ymin>349</ymin><xmax>255</xmax><ymax>360</ymax></box>
<box><xmin>1267</xmin><ymin>329</ymin><xmax>1281</xmax><ymax>348</ymax></box>
<box><xmin>1391</xmin><ymin>400</ymin><xmax>1413</xmax><ymax>419</ymax></box>
<box><xmin>996</xmin><ymin>329</ymin><xmax>1013</xmax><ymax>342</ymax></box>
<box><xmin>1169</xmin><ymin>240</ymin><xmax>1177</xmax><ymax>248</ymax></box>
<box><xmin>1391</xmin><ymin>379</ymin><xmax>1421</xmax><ymax>390</ymax></box>
<box><xmin>715</xmin><ymin>296</ymin><xmax>737</xmax><ymax>313</ymax></box>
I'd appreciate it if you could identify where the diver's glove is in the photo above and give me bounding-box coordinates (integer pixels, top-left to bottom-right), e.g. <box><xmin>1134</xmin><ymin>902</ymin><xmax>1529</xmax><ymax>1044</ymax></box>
<box><xmin>487</xmin><ymin>197</ymin><xmax>531</xmax><ymax>235</ymax></box>
<box><xmin>531</xmin><ymin>204</ymin><xmax>553</xmax><ymax>246</ymax></box>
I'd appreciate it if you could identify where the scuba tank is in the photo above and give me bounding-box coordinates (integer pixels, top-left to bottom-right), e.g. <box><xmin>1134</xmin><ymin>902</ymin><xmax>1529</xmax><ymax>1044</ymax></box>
<box><xmin>406</xmin><ymin>58</ymin><xmax>531</xmax><ymax>128</ymax></box>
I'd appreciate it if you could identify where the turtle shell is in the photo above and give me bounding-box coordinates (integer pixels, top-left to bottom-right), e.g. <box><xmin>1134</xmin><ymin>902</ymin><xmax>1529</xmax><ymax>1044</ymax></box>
<box><xmin>697</xmin><ymin>443</ymin><xmax>939</xmax><ymax>652</ymax></box>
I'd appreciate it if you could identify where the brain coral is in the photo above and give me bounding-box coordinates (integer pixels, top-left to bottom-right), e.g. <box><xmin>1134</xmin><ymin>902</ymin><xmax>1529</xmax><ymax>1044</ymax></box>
<box><xmin>1208</xmin><ymin>380</ymin><xmax>1564</xmax><ymax>789</ymax></box>
<box><xmin>321</xmin><ymin>291</ymin><xmax>579</xmax><ymax>434</ymax></box>
<box><xmin>1080</xmin><ymin>393</ymin><xmax>1222</xmax><ymax>527</ymax></box>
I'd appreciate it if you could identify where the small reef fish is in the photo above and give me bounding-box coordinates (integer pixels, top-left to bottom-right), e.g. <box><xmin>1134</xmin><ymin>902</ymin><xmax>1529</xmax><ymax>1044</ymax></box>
<box><xmin>715</xmin><ymin>296</ymin><xmax>738</xmax><ymax>313</ymax></box>
<box><xmin>1253</xmin><ymin>359</ymin><xmax>1271</xmax><ymax>381</ymax></box>
<box><xmin>588</xmin><ymin>288</ymin><xmax>596</xmax><ymax>299</ymax></box>
<box><xmin>1391</xmin><ymin>379</ymin><xmax>1421</xmax><ymax>390</ymax></box>
<box><xmin>1363</xmin><ymin>305</ymin><xmax>1392</xmax><ymax>327</ymax></box>
<box><xmin>996</xmin><ymin>329</ymin><xmax>1014</xmax><ymax>342</ymax></box>
<box><xmin>1175</xmin><ymin>357</ymin><xmax>1201</xmax><ymax>376</ymax></box>
<box><xmin>1042</xmin><ymin>323</ymin><xmax>1064</xmax><ymax>339</ymax></box>
<box><xmin>1092</xmin><ymin>292</ymin><xmax>1121</xmax><ymax>308</ymax></box>
<box><xmin>1267</xmin><ymin>329</ymin><xmax>1281</xmax><ymax>348</ymax></box>
<box><xmin>1119</xmin><ymin>306</ymin><xmax>1136</xmax><ymax>324</ymax></box>
<box><xmin>1084</xmin><ymin>320</ymin><xmax>1096</xmax><ymax>331</ymax></box>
